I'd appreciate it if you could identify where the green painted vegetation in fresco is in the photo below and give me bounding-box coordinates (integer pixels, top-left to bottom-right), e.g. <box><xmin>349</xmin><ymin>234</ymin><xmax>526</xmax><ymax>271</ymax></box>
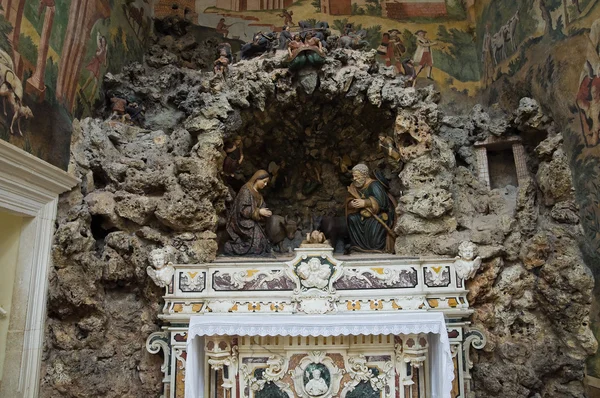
<box><xmin>311</xmin><ymin>0</ymin><xmax>321</xmax><ymax>13</ymax></box>
<box><xmin>18</xmin><ymin>33</ymin><xmax>38</xmax><ymax>64</ymax></box>
<box><xmin>476</xmin><ymin>0</ymin><xmax>538</xmax><ymax>70</ymax></box>
<box><xmin>433</xmin><ymin>25</ymin><xmax>480</xmax><ymax>81</ymax></box>
<box><xmin>44</xmin><ymin>56</ymin><xmax>59</xmax><ymax>106</ymax></box>
<box><xmin>350</xmin><ymin>0</ymin><xmax>382</xmax><ymax>17</ymax></box>
<box><xmin>446</xmin><ymin>0</ymin><xmax>467</xmax><ymax>20</ymax></box>
<box><xmin>23</xmin><ymin>0</ymin><xmax>71</xmax><ymax>55</ymax></box>
<box><xmin>0</xmin><ymin>6</ymin><xmax>13</xmax><ymax>54</ymax></box>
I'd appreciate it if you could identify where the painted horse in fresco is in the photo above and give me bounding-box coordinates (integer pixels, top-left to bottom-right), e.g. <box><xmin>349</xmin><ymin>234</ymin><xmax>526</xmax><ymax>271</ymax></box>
<box><xmin>576</xmin><ymin>61</ymin><xmax>600</xmax><ymax>147</ymax></box>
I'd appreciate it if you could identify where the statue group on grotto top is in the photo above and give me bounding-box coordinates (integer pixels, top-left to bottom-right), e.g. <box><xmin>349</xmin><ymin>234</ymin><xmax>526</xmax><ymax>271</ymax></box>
<box><xmin>215</xmin><ymin>20</ymin><xmax>383</xmax><ymax>75</ymax></box>
<box><xmin>215</xmin><ymin>21</ymin><xmax>433</xmax><ymax>84</ymax></box>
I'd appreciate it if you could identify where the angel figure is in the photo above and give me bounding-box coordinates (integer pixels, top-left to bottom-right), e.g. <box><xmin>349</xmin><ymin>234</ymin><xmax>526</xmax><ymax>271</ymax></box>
<box><xmin>454</xmin><ymin>241</ymin><xmax>482</xmax><ymax>280</ymax></box>
<box><xmin>146</xmin><ymin>247</ymin><xmax>176</xmax><ymax>287</ymax></box>
<box><xmin>297</xmin><ymin>258</ymin><xmax>331</xmax><ymax>289</ymax></box>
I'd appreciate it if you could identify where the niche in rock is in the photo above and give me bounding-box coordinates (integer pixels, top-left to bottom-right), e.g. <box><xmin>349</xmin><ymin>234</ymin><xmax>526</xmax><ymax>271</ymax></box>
<box><xmin>488</xmin><ymin>149</ymin><xmax>518</xmax><ymax>190</ymax></box>
<box><xmin>219</xmin><ymin>92</ymin><xmax>399</xmax><ymax>253</ymax></box>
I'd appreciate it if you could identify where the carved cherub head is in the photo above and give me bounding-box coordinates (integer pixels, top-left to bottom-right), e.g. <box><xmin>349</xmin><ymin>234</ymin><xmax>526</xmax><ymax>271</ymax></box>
<box><xmin>458</xmin><ymin>241</ymin><xmax>477</xmax><ymax>261</ymax></box>
<box><xmin>149</xmin><ymin>246</ymin><xmax>176</xmax><ymax>269</ymax></box>
<box><xmin>150</xmin><ymin>248</ymin><xmax>166</xmax><ymax>269</ymax></box>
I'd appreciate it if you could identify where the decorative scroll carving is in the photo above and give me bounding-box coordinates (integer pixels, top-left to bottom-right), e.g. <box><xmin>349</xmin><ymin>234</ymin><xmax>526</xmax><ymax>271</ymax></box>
<box><xmin>240</xmin><ymin>355</ymin><xmax>294</xmax><ymax>398</ymax></box>
<box><xmin>341</xmin><ymin>355</ymin><xmax>394</xmax><ymax>397</ymax></box>
<box><xmin>463</xmin><ymin>327</ymin><xmax>487</xmax><ymax>396</ymax></box>
<box><xmin>213</xmin><ymin>269</ymin><xmax>295</xmax><ymax>291</ymax></box>
<box><xmin>286</xmin><ymin>251</ymin><xmax>344</xmax><ymax>295</ymax></box>
<box><xmin>392</xmin><ymin>295</ymin><xmax>425</xmax><ymax>310</ymax></box>
<box><xmin>145</xmin><ymin>331</ymin><xmax>171</xmax><ymax>374</ymax></box>
<box><xmin>232</xmin><ymin>269</ymin><xmax>286</xmax><ymax>289</ymax></box>
<box><xmin>263</xmin><ymin>355</ymin><xmax>289</xmax><ymax>382</ymax></box>
<box><xmin>174</xmin><ymin>348</ymin><xmax>187</xmax><ymax>370</ymax></box>
<box><xmin>179</xmin><ymin>271</ymin><xmax>206</xmax><ymax>292</ymax></box>
<box><xmin>294</xmin><ymin>294</ymin><xmax>338</xmax><ymax>315</ymax></box>
<box><xmin>336</xmin><ymin>267</ymin><xmax>418</xmax><ymax>289</ymax></box>
<box><xmin>424</xmin><ymin>266</ymin><xmax>451</xmax><ymax>288</ymax></box>
<box><xmin>286</xmin><ymin>250</ymin><xmax>345</xmax><ymax>315</ymax></box>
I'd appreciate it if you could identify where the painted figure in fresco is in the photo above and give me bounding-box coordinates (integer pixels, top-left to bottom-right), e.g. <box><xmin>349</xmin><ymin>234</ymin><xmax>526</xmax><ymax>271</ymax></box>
<box><xmin>576</xmin><ymin>61</ymin><xmax>600</xmax><ymax>147</ymax></box>
<box><xmin>224</xmin><ymin>170</ymin><xmax>273</xmax><ymax>256</ymax></box>
<box><xmin>481</xmin><ymin>23</ymin><xmax>495</xmax><ymax>88</ymax></box>
<box><xmin>287</xmin><ymin>33</ymin><xmax>326</xmax><ymax>71</ymax></box>
<box><xmin>305</xmin><ymin>369</ymin><xmax>328</xmax><ymax>395</ymax></box>
<box><xmin>346</xmin><ymin>164</ymin><xmax>396</xmax><ymax>253</ymax></box>
<box><xmin>126</xmin><ymin>4</ymin><xmax>146</xmax><ymax>35</ymax></box>
<box><xmin>412</xmin><ymin>30</ymin><xmax>436</xmax><ymax>85</ymax></box>
<box><xmin>0</xmin><ymin>50</ymin><xmax>32</xmax><ymax>136</ymax></box>
<box><xmin>379</xmin><ymin>29</ymin><xmax>415</xmax><ymax>79</ymax></box>
<box><xmin>216</xmin><ymin>18</ymin><xmax>232</xmax><ymax>38</ymax></box>
<box><xmin>277</xmin><ymin>9</ymin><xmax>294</xmax><ymax>26</ymax></box>
<box><xmin>223</xmin><ymin>136</ymin><xmax>244</xmax><ymax>176</ymax></box>
<box><xmin>80</xmin><ymin>32</ymin><xmax>108</xmax><ymax>102</ymax></box>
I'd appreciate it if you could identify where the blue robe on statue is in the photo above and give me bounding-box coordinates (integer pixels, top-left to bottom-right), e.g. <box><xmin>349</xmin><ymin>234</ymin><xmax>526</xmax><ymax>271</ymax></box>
<box><xmin>346</xmin><ymin>179</ymin><xmax>395</xmax><ymax>253</ymax></box>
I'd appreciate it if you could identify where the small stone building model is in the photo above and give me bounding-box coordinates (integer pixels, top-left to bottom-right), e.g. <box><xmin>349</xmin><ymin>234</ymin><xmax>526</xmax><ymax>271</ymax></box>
<box><xmin>474</xmin><ymin>135</ymin><xmax>529</xmax><ymax>189</ymax></box>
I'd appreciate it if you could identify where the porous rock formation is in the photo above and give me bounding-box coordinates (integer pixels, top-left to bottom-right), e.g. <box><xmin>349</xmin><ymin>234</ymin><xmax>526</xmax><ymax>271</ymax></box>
<box><xmin>43</xmin><ymin>23</ymin><xmax>596</xmax><ymax>398</ymax></box>
<box><xmin>398</xmin><ymin>99</ymin><xmax>596</xmax><ymax>397</ymax></box>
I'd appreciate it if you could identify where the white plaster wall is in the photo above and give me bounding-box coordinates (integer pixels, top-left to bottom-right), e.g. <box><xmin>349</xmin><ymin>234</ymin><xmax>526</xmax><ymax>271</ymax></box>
<box><xmin>0</xmin><ymin>211</ymin><xmax>23</xmax><ymax>381</ymax></box>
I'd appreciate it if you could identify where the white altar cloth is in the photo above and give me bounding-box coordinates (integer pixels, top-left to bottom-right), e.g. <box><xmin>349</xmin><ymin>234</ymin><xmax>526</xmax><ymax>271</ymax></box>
<box><xmin>185</xmin><ymin>312</ymin><xmax>454</xmax><ymax>398</ymax></box>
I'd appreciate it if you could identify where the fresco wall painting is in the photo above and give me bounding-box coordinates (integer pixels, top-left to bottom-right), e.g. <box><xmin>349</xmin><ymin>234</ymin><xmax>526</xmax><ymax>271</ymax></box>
<box><xmin>475</xmin><ymin>0</ymin><xmax>600</xmax><ymax>388</ymax></box>
<box><xmin>0</xmin><ymin>0</ymin><xmax>151</xmax><ymax>170</ymax></box>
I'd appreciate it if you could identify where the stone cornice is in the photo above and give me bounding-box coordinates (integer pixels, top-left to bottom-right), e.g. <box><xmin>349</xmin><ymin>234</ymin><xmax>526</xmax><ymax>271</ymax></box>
<box><xmin>0</xmin><ymin>140</ymin><xmax>79</xmax><ymax>215</ymax></box>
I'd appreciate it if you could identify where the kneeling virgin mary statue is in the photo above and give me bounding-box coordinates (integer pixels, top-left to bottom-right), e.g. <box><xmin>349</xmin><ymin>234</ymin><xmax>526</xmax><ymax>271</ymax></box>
<box><xmin>224</xmin><ymin>170</ymin><xmax>273</xmax><ymax>256</ymax></box>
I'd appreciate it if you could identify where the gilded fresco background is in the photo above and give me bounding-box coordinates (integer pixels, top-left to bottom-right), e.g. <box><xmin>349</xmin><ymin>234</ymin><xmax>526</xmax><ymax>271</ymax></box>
<box><xmin>0</xmin><ymin>0</ymin><xmax>151</xmax><ymax>170</ymax></box>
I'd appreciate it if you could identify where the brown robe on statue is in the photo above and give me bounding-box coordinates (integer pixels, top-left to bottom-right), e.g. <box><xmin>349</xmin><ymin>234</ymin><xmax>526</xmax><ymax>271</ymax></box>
<box><xmin>224</xmin><ymin>170</ymin><xmax>271</xmax><ymax>256</ymax></box>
